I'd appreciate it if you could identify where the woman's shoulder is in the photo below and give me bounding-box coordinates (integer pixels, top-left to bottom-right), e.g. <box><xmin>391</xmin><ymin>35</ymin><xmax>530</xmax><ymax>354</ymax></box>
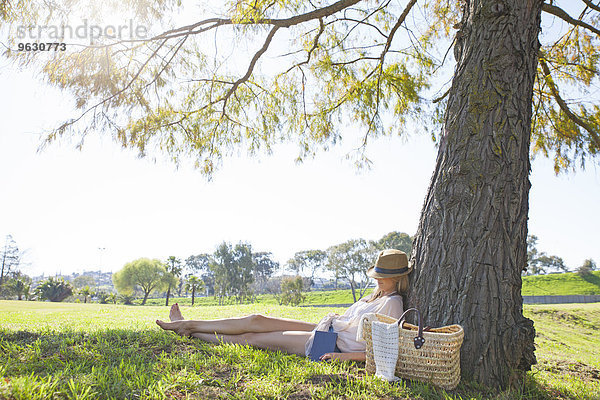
<box><xmin>361</xmin><ymin>293</ymin><xmax>403</xmax><ymax>309</ymax></box>
<box><xmin>381</xmin><ymin>293</ymin><xmax>403</xmax><ymax>305</ymax></box>
<box><xmin>378</xmin><ymin>294</ymin><xmax>404</xmax><ymax>318</ymax></box>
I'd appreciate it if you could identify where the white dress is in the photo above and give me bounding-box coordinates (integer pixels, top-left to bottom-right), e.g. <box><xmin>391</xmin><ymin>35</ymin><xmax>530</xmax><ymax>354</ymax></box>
<box><xmin>305</xmin><ymin>293</ymin><xmax>404</xmax><ymax>355</ymax></box>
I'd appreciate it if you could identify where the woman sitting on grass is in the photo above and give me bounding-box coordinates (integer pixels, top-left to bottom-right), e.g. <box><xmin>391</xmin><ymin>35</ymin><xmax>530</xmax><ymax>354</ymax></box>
<box><xmin>157</xmin><ymin>249</ymin><xmax>411</xmax><ymax>362</ymax></box>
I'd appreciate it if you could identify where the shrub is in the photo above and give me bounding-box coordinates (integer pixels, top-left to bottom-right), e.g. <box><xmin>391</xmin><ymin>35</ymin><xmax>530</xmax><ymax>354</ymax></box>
<box><xmin>577</xmin><ymin>259</ymin><xmax>597</xmax><ymax>277</ymax></box>
<box><xmin>119</xmin><ymin>294</ymin><xmax>136</xmax><ymax>305</ymax></box>
<box><xmin>578</xmin><ymin>265</ymin><xmax>593</xmax><ymax>277</ymax></box>
<box><xmin>34</xmin><ymin>277</ymin><xmax>73</xmax><ymax>302</ymax></box>
<box><xmin>97</xmin><ymin>291</ymin><xmax>115</xmax><ymax>304</ymax></box>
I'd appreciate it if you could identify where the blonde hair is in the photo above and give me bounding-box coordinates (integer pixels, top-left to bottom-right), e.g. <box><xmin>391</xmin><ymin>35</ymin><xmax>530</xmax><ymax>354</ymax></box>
<box><xmin>366</xmin><ymin>275</ymin><xmax>409</xmax><ymax>303</ymax></box>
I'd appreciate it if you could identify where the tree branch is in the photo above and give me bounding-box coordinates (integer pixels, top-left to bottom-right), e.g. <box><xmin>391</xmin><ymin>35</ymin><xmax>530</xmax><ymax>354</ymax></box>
<box><xmin>582</xmin><ymin>0</ymin><xmax>600</xmax><ymax>13</ymax></box>
<box><xmin>539</xmin><ymin>57</ymin><xmax>600</xmax><ymax>148</ymax></box>
<box><xmin>330</xmin><ymin>56</ymin><xmax>380</xmax><ymax>66</ymax></box>
<box><xmin>542</xmin><ymin>3</ymin><xmax>600</xmax><ymax>36</ymax></box>
<box><xmin>54</xmin><ymin>0</ymin><xmax>365</xmax><ymax>134</ymax></box>
<box><xmin>221</xmin><ymin>25</ymin><xmax>280</xmax><ymax>113</ymax></box>
<box><xmin>327</xmin><ymin>0</ymin><xmax>393</xmax><ymax>54</ymax></box>
<box><xmin>432</xmin><ymin>88</ymin><xmax>450</xmax><ymax>103</ymax></box>
<box><xmin>143</xmin><ymin>36</ymin><xmax>188</xmax><ymax>95</ymax></box>
<box><xmin>335</xmin><ymin>17</ymin><xmax>387</xmax><ymax>38</ymax></box>
<box><xmin>72</xmin><ymin>0</ymin><xmax>362</xmax><ymax>50</ymax></box>
<box><xmin>360</xmin><ymin>0</ymin><xmax>417</xmax><ymax>149</ymax></box>
<box><xmin>379</xmin><ymin>0</ymin><xmax>417</xmax><ymax>62</ymax></box>
<box><xmin>284</xmin><ymin>18</ymin><xmax>325</xmax><ymax>74</ymax></box>
<box><xmin>154</xmin><ymin>0</ymin><xmax>361</xmax><ymax>41</ymax></box>
<box><xmin>52</xmin><ymin>39</ymin><xmax>168</xmax><ymax>135</ymax></box>
<box><xmin>273</xmin><ymin>0</ymin><xmax>362</xmax><ymax>27</ymax></box>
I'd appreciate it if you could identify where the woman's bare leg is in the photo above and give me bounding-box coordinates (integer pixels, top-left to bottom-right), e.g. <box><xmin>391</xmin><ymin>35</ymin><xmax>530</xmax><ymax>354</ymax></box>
<box><xmin>157</xmin><ymin>314</ymin><xmax>316</xmax><ymax>336</ymax></box>
<box><xmin>156</xmin><ymin>304</ymin><xmax>316</xmax><ymax>336</ymax></box>
<box><xmin>192</xmin><ymin>331</ymin><xmax>312</xmax><ymax>356</ymax></box>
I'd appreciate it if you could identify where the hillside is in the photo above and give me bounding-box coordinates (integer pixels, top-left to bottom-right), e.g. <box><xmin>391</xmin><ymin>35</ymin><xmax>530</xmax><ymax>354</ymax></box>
<box><xmin>522</xmin><ymin>271</ymin><xmax>600</xmax><ymax>296</ymax></box>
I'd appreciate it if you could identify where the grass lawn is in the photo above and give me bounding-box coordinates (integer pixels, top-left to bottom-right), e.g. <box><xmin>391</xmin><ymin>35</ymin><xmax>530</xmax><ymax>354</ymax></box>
<box><xmin>1</xmin><ymin>301</ymin><xmax>599</xmax><ymax>399</ymax></box>
<box><xmin>523</xmin><ymin>303</ymin><xmax>600</xmax><ymax>398</ymax></box>
<box><xmin>522</xmin><ymin>272</ymin><xmax>600</xmax><ymax>296</ymax></box>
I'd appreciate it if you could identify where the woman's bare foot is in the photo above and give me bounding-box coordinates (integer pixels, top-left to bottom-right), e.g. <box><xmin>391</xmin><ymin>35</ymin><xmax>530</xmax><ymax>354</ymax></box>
<box><xmin>170</xmin><ymin>303</ymin><xmax>184</xmax><ymax>322</ymax></box>
<box><xmin>156</xmin><ymin>319</ymin><xmax>191</xmax><ymax>336</ymax></box>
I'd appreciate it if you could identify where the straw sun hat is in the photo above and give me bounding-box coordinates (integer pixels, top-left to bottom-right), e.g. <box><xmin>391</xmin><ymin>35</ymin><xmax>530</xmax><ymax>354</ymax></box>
<box><xmin>366</xmin><ymin>249</ymin><xmax>412</xmax><ymax>279</ymax></box>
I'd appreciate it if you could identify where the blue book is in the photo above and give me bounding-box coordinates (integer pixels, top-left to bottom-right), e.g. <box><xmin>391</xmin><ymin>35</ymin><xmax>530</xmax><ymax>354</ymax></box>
<box><xmin>309</xmin><ymin>330</ymin><xmax>339</xmax><ymax>361</ymax></box>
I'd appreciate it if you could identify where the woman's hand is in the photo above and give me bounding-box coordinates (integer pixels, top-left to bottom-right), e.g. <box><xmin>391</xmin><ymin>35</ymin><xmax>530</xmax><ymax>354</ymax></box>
<box><xmin>319</xmin><ymin>352</ymin><xmax>366</xmax><ymax>362</ymax></box>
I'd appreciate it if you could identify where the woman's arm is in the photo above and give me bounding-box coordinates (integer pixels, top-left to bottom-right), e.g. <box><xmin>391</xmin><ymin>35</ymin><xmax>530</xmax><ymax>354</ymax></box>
<box><xmin>319</xmin><ymin>352</ymin><xmax>366</xmax><ymax>362</ymax></box>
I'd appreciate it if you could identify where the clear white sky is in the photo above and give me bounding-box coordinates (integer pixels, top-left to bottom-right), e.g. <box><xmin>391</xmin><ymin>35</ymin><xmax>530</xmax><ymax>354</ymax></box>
<box><xmin>1</xmin><ymin>2</ymin><xmax>599</xmax><ymax>277</ymax></box>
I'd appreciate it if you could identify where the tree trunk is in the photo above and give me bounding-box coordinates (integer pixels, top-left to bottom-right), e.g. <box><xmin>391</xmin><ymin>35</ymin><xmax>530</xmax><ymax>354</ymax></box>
<box><xmin>165</xmin><ymin>285</ymin><xmax>171</xmax><ymax>306</ymax></box>
<box><xmin>0</xmin><ymin>249</ymin><xmax>6</xmax><ymax>287</ymax></box>
<box><xmin>408</xmin><ymin>0</ymin><xmax>541</xmax><ymax>389</ymax></box>
<box><xmin>142</xmin><ymin>291</ymin><xmax>149</xmax><ymax>305</ymax></box>
<box><xmin>192</xmin><ymin>287</ymin><xmax>196</xmax><ymax>306</ymax></box>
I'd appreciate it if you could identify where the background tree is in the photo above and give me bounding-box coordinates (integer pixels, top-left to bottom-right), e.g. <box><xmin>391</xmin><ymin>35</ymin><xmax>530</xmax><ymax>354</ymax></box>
<box><xmin>327</xmin><ymin>239</ymin><xmax>373</xmax><ymax>302</ymax></box>
<box><xmin>185</xmin><ymin>254</ymin><xmax>211</xmax><ymax>274</ymax></box>
<box><xmin>583</xmin><ymin>258</ymin><xmax>597</xmax><ymax>271</ymax></box>
<box><xmin>536</xmin><ymin>255</ymin><xmax>567</xmax><ymax>274</ymax></box>
<box><xmin>185</xmin><ymin>275</ymin><xmax>204</xmax><ymax>306</ymax></box>
<box><xmin>526</xmin><ymin>235</ymin><xmax>542</xmax><ymax>275</ymax></box>
<box><xmin>210</xmin><ymin>243</ymin><xmax>233</xmax><ymax>305</ymax></box>
<box><xmin>96</xmin><ymin>291</ymin><xmax>112</xmax><ymax>304</ymax></box>
<box><xmin>5</xmin><ymin>271</ymin><xmax>32</xmax><ymax>300</ymax></box>
<box><xmin>107</xmin><ymin>293</ymin><xmax>117</xmax><ymax>304</ymax></box>
<box><xmin>186</xmin><ymin>254</ymin><xmax>214</xmax><ymax>296</ymax></box>
<box><xmin>252</xmin><ymin>252</ymin><xmax>279</xmax><ymax>294</ymax></box>
<box><xmin>112</xmin><ymin>258</ymin><xmax>169</xmax><ymax>305</ymax></box>
<box><xmin>0</xmin><ymin>235</ymin><xmax>20</xmax><ymax>288</ymax></box>
<box><xmin>375</xmin><ymin>232</ymin><xmax>413</xmax><ymax>256</ymax></box>
<box><xmin>72</xmin><ymin>275</ymin><xmax>96</xmax><ymax>289</ymax></box>
<box><xmin>525</xmin><ymin>234</ymin><xmax>567</xmax><ymax>275</ymax></box>
<box><xmin>78</xmin><ymin>285</ymin><xmax>94</xmax><ymax>304</ymax></box>
<box><xmin>210</xmin><ymin>242</ymin><xmax>255</xmax><ymax>305</ymax></box>
<box><xmin>164</xmin><ymin>256</ymin><xmax>182</xmax><ymax>306</ymax></box>
<box><xmin>34</xmin><ymin>277</ymin><xmax>73</xmax><ymax>302</ymax></box>
<box><xmin>286</xmin><ymin>250</ymin><xmax>327</xmax><ymax>288</ymax></box>
<box><xmin>577</xmin><ymin>258</ymin><xmax>597</xmax><ymax>276</ymax></box>
<box><xmin>232</xmin><ymin>243</ymin><xmax>255</xmax><ymax>303</ymax></box>
<box><xmin>5</xmin><ymin>0</ymin><xmax>600</xmax><ymax>388</ymax></box>
<box><xmin>278</xmin><ymin>276</ymin><xmax>305</xmax><ymax>306</ymax></box>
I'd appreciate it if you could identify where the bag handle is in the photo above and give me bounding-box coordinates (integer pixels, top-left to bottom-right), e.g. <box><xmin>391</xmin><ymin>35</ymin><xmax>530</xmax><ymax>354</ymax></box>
<box><xmin>397</xmin><ymin>308</ymin><xmax>426</xmax><ymax>349</ymax></box>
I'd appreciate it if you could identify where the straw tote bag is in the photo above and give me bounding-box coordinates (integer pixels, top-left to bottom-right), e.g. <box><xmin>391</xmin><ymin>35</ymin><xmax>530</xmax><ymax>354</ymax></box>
<box><xmin>361</xmin><ymin>308</ymin><xmax>464</xmax><ymax>390</ymax></box>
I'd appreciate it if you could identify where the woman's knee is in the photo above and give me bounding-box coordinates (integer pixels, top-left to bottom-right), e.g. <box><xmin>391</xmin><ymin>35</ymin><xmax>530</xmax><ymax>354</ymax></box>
<box><xmin>245</xmin><ymin>314</ymin><xmax>267</xmax><ymax>330</ymax></box>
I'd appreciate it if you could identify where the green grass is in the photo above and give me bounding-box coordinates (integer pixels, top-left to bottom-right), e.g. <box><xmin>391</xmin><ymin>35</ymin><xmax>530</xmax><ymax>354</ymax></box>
<box><xmin>522</xmin><ymin>271</ymin><xmax>600</xmax><ymax>296</ymax></box>
<box><xmin>1</xmin><ymin>301</ymin><xmax>599</xmax><ymax>399</ymax></box>
<box><xmin>523</xmin><ymin>303</ymin><xmax>600</xmax><ymax>399</ymax></box>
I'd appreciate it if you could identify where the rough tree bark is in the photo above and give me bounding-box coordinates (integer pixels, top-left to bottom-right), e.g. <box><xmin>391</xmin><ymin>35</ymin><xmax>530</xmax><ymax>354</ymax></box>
<box><xmin>408</xmin><ymin>0</ymin><xmax>542</xmax><ymax>389</ymax></box>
